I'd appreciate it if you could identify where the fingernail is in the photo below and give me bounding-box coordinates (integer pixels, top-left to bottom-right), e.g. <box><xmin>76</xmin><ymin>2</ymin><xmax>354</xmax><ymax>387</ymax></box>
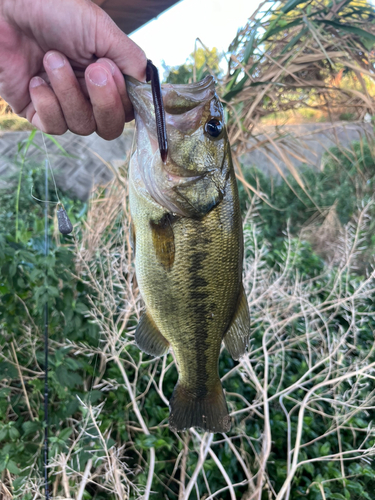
<box><xmin>46</xmin><ymin>52</ymin><xmax>65</xmax><ymax>70</ymax></box>
<box><xmin>87</xmin><ymin>66</ymin><xmax>108</xmax><ymax>86</ymax></box>
<box><xmin>97</xmin><ymin>59</ymin><xmax>115</xmax><ymax>75</ymax></box>
<box><xmin>30</xmin><ymin>76</ymin><xmax>45</xmax><ymax>88</ymax></box>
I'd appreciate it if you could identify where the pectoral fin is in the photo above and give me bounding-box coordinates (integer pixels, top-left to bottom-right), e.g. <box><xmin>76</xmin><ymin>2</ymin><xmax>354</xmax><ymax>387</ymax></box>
<box><xmin>223</xmin><ymin>285</ymin><xmax>250</xmax><ymax>360</ymax></box>
<box><xmin>135</xmin><ymin>311</ymin><xmax>169</xmax><ymax>357</ymax></box>
<box><xmin>150</xmin><ymin>213</ymin><xmax>176</xmax><ymax>270</ymax></box>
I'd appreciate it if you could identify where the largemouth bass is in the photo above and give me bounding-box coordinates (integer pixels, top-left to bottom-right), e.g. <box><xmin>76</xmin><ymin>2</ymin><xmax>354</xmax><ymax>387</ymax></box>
<box><xmin>126</xmin><ymin>75</ymin><xmax>250</xmax><ymax>433</ymax></box>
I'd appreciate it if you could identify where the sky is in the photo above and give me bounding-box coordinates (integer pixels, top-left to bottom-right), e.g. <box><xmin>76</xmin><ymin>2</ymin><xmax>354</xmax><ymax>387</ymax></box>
<box><xmin>129</xmin><ymin>0</ymin><xmax>261</xmax><ymax>79</ymax></box>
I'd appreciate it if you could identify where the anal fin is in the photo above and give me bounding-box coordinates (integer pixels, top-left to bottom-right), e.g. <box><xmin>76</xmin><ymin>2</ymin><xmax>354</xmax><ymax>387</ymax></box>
<box><xmin>135</xmin><ymin>311</ymin><xmax>169</xmax><ymax>357</ymax></box>
<box><xmin>223</xmin><ymin>285</ymin><xmax>250</xmax><ymax>360</ymax></box>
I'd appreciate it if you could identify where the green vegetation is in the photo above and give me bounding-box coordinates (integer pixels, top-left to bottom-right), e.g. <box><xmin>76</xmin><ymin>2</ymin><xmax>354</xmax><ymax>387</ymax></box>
<box><xmin>237</xmin><ymin>137</ymin><xmax>375</xmax><ymax>253</ymax></box>
<box><xmin>163</xmin><ymin>46</ymin><xmax>221</xmax><ymax>84</ymax></box>
<box><xmin>1</xmin><ymin>133</ymin><xmax>375</xmax><ymax>498</ymax></box>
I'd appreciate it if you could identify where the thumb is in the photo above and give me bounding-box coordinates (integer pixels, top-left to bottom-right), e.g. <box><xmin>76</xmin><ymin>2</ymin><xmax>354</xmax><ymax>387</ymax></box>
<box><xmin>92</xmin><ymin>3</ymin><xmax>147</xmax><ymax>82</ymax></box>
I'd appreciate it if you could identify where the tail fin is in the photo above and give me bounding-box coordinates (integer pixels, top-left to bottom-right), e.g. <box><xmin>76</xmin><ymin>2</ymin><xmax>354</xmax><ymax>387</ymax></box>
<box><xmin>169</xmin><ymin>382</ymin><xmax>231</xmax><ymax>433</ymax></box>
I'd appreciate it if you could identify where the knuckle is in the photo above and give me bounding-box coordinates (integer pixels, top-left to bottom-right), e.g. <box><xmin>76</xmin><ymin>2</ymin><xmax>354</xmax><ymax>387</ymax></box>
<box><xmin>62</xmin><ymin>105</ymin><xmax>96</xmax><ymax>136</ymax></box>
<box><xmin>44</xmin><ymin>125</ymin><xmax>68</xmax><ymax>136</ymax></box>
<box><xmin>69</xmin><ymin>121</ymin><xmax>96</xmax><ymax>136</ymax></box>
<box><xmin>58</xmin><ymin>84</ymin><xmax>81</xmax><ymax>101</ymax></box>
<box><xmin>97</xmin><ymin>126</ymin><xmax>123</xmax><ymax>141</ymax></box>
<box><xmin>96</xmin><ymin>59</ymin><xmax>116</xmax><ymax>75</ymax></box>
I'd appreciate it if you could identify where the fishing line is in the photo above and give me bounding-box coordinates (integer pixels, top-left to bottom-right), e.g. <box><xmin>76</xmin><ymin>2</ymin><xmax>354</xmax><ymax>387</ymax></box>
<box><xmin>37</xmin><ymin>69</ymin><xmax>143</xmax><ymax>487</ymax></box>
<box><xmin>34</xmin><ymin>132</ymin><xmax>74</xmax><ymax>235</ymax></box>
<box><xmin>41</xmin><ymin>133</ymin><xmax>60</xmax><ymax>203</ymax></box>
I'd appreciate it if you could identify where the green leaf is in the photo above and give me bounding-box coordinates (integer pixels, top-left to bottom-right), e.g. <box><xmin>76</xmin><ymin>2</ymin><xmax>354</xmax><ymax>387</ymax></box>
<box><xmin>106</xmin><ymin>438</ymin><xmax>116</xmax><ymax>449</ymax></box>
<box><xmin>319</xmin><ymin>442</ymin><xmax>331</xmax><ymax>455</ymax></box>
<box><xmin>58</xmin><ymin>428</ymin><xmax>73</xmax><ymax>442</ymax></box>
<box><xmin>75</xmin><ymin>302</ymin><xmax>89</xmax><ymax>315</ymax></box>
<box><xmin>281</xmin><ymin>26</ymin><xmax>308</xmax><ymax>55</ymax></box>
<box><xmin>44</xmin><ymin>134</ymin><xmax>77</xmax><ymax>158</ymax></box>
<box><xmin>225</xmin><ymin>24</ymin><xmax>259</xmax><ymax>94</ymax></box>
<box><xmin>0</xmin><ymin>362</ymin><xmax>18</xmax><ymax>381</ymax></box>
<box><xmin>303</xmin><ymin>462</ymin><xmax>314</xmax><ymax>475</ymax></box>
<box><xmin>316</xmin><ymin>20</ymin><xmax>375</xmax><ymax>44</ymax></box>
<box><xmin>261</xmin><ymin>19</ymin><xmax>302</xmax><ymax>41</ymax></box>
<box><xmin>7</xmin><ymin>460</ymin><xmax>21</xmax><ymax>475</ymax></box>
<box><xmin>12</xmin><ymin>477</ymin><xmax>26</xmax><ymax>490</ymax></box>
<box><xmin>22</xmin><ymin>421</ymin><xmax>42</xmax><ymax>437</ymax></box>
<box><xmin>152</xmin><ymin>438</ymin><xmax>173</xmax><ymax>451</ymax></box>
<box><xmin>281</xmin><ymin>0</ymin><xmax>305</xmax><ymax>14</ymax></box>
<box><xmin>353</xmin><ymin>417</ymin><xmax>368</xmax><ymax>428</ymax></box>
<box><xmin>9</xmin><ymin>426</ymin><xmax>20</xmax><ymax>440</ymax></box>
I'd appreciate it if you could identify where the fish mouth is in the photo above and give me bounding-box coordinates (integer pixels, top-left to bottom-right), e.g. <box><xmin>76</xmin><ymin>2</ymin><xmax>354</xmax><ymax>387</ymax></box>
<box><xmin>125</xmin><ymin>73</ymin><xmax>216</xmax><ymax>126</ymax></box>
<box><xmin>125</xmin><ymin>74</ymin><xmax>216</xmax><ymax>109</ymax></box>
<box><xmin>126</xmin><ymin>75</ymin><xmax>217</xmax><ymax>178</ymax></box>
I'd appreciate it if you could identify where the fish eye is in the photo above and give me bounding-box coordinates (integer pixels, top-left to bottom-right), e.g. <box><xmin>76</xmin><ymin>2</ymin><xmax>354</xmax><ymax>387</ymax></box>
<box><xmin>205</xmin><ymin>119</ymin><xmax>223</xmax><ymax>138</ymax></box>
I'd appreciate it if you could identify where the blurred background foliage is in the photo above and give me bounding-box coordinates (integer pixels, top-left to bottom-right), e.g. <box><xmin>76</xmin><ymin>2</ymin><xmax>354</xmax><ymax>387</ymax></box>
<box><xmin>163</xmin><ymin>45</ymin><xmax>221</xmax><ymax>84</ymax></box>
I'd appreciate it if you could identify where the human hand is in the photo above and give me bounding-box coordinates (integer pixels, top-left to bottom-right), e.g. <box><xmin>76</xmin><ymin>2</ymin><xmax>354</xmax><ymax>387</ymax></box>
<box><xmin>0</xmin><ymin>0</ymin><xmax>146</xmax><ymax>139</ymax></box>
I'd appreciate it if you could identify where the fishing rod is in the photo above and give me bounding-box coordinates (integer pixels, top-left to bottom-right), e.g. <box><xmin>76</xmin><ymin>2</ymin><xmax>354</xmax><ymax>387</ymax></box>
<box><xmin>43</xmin><ymin>158</ymin><xmax>50</xmax><ymax>500</ymax></box>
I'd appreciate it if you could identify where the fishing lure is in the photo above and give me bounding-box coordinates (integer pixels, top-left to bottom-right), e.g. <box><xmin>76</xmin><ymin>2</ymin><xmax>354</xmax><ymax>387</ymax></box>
<box><xmin>145</xmin><ymin>59</ymin><xmax>168</xmax><ymax>163</ymax></box>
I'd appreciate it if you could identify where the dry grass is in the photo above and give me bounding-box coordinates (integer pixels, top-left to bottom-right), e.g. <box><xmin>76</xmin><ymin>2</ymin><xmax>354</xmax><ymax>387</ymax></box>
<box><xmin>219</xmin><ymin>0</ymin><xmax>375</xmax><ymax>193</ymax></box>
<box><xmin>300</xmin><ymin>203</ymin><xmax>343</xmax><ymax>262</ymax></box>
<box><xmin>1</xmin><ymin>154</ymin><xmax>374</xmax><ymax>498</ymax></box>
<box><xmin>16</xmin><ymin>168</ymin><xmax>370</xmax><ymax>500</ymax></box>
<box><xmin>0</xmin><ymin>96</ymin><xmax>11</xmax><ymax>115</ymax></box>
<box><xmin>0</xmin><ymin>95</ymin><xmax>33</xmax><ymax>131</ymax></box>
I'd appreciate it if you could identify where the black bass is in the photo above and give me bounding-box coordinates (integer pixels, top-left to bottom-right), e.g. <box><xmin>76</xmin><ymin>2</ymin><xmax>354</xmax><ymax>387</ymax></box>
<box><xmin>126</xmin><ymin>75</ymin><xmax>250</xmax><ymax>433</ymax></box>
